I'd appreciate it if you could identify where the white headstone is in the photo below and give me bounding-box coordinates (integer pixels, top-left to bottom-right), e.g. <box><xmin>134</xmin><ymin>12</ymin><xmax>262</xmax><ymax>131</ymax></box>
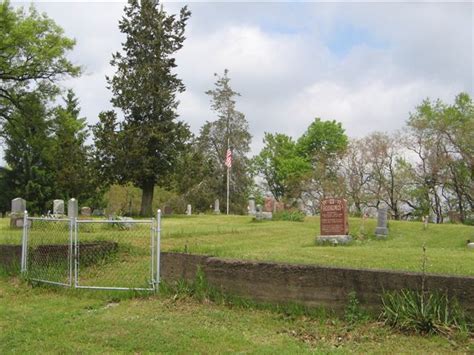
<box><xmin>11</xmin><ymin>197</ymin><xmax>26</xmax><ymax>214</ymax></box>
<box><xmin>248</xmin><ymin>197</ymin><xmax>256</xmax><ymax>216</ymax></box>
<box><xmin>68</xmin><ymin>198</ymin><xmax>78</xmax><ymax>218</ymax></box>
<box><xmin>186</xmin><ymin>204</ymin><xmax>192</xmax><ymax>216</ymax></box>
<box><xmin>214</xmin><ymin>199</ymin><xmax>220</xmax><ymax>214</ymax></box>
<box><xmin>53</xmin><ymin>199</ymin><xmax>65</xmax><ymax>215</ymax></box>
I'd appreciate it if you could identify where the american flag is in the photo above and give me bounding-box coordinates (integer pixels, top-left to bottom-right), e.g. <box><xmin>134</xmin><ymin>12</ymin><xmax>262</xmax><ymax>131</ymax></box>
<box><xmin>225</xmin><ymin>148</ymin><xmax>232</xmax><ymax>168</ymax></box>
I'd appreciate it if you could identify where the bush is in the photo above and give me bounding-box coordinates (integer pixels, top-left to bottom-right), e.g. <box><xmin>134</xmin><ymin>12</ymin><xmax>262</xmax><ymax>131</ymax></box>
<box><xmin>273</xmin><ymin>210</ymin><xmax>306</xmax><ymax>222</ymax></box>
<box><xmin>380</xmin><ymin>289</ymin><xmax>471</xmax><ymax>336</ymax></box>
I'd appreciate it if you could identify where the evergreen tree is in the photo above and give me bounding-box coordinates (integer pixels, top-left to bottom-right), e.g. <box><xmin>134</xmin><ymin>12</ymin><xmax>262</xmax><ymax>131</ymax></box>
<box><xmin>198</xmin><ymin>70</ymin><xmax>252</xmax><ymax>213</ymax></box>
<box><xmin>51</xmin><ymin>90</ymin><xmax>97</xmax><ymax>203</ymax></box>
<box><xmin>97</xmin><ymin>0</ymin><xmax>192</xmax><ymax>216</ymax></box>
<box><xmin>2</xmin><ymin>92</ymin><xmax>55</xmax><ymax>213</ymax></box>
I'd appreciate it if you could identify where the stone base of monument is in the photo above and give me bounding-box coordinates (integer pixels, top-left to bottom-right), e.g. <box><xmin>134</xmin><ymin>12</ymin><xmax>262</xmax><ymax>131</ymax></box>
<box><xmin>316</xmin><ymin>235</ymin><xmax>352</xmax><ymax>245</ymax></box>
<box><xmin>467</xmin><ymin>243</ymin><xmax>474</xmax><ymax>249</ymax></box>
<box><xmin>255</xmin><ymin>212</ymin><xmax>272</xmax><ymax>221</ymax></box>
<box><xmin>9</xmin><ymin>214</ymin><xmax>30</xmax><ymax>229</ymax></box>
<box><xmin>375</xmin><ymin>227</ymin><xmax>388</xmax><ymax>239</ymax></box>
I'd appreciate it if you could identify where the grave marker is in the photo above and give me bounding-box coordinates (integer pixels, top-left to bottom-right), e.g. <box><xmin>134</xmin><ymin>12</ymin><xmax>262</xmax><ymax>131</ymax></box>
<box><xmin>214</xmin><ymin>199</ymin><xmax>220</xmax><ymax>214</ymax></box>
<box><xmin>53</xmin><ymin>199</ymin><xmax>65</xmax><ymax>215</ymax></box>
<box><xmin>316</xmin><ymin>198</ymin><xmax>351</xmax><ymax>244</ymax></box>
<box><xmin>68</xmin><ymin>199</ymin><xmax>78</xmax><ymax>218</ymax></box>
<box><xmin>10</xmin><ymin>197</ymin><xmax>26</xmax><ymax>228</ymax></box>
<box><xmin>375</xmin><ymin>207</ymin><xmax>388</xmax><ymax>239</ymax></box>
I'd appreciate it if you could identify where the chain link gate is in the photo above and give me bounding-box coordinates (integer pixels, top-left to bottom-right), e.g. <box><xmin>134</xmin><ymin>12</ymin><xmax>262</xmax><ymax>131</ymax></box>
<box><xmin>21</xmin><ymin>211</ymin><xmax>162</xmax><ymax>292</ymax></box>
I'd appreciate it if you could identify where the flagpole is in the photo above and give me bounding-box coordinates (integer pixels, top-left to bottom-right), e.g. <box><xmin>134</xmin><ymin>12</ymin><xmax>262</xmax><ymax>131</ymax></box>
<box><xmin>226</xmin><ymin>137</ymin><xmax>230</xmax><ymax>215</ymax></box>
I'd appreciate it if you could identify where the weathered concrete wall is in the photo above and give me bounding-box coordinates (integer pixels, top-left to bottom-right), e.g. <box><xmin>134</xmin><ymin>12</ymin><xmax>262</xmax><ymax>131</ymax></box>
<box><xmin>2</xmin><ymin>247</ymin><xmax>473</xmax><ymax>314</ymax></box>
<box><xmin>0</xmin><ymin>245</ymin><xmax>21</xmax><ymax>271</ymax></box>
<box><xmin>160</xmin><ymin>252</ymin><xmax>474</xmax><ymax>314</ymax></box>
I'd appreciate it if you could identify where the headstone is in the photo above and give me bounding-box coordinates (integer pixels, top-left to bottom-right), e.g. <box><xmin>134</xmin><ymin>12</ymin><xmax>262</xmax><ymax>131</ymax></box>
<box><xmin>263</xmin><ymin>197</ymin><xmax>274</xmax><ymax>213</ymax></box>
<box><xmin>275</xmin><ymin>201</ymin><xmax>285</xmax><ymax>212</ymax></box>
<box><xmin>53</xmin><ymin>199</ymin><xmax>65</xmax><ymax>215</ymax></box>
<box><xmin>10</xmin><ymin>197</ymin><xmax>26</xmax><ymax>228</ymax></box>
<box><xmin>92</xmin><ymin>209</ymin><xmax>104</xmax><ymax>217</ymax></box>
<box><xmin>214</xmin><ymin>199</ymin><xmax>220</xmax><ymax>214</ymax></box>
<box><xmin>80</xmin><ymin>206</ymin><xmax>92</xmax><ymax>217</ymax></box>
<box><xmin>467</xmin><ymin>243</ymin><xmax>474</xmax><ymax>249</ymax></box>
<box><xmin>375</xmin><ymin>207</ymin><xmax>388</xmax><ymax>239</ymax></box>
<box><xmin>12</xmin><ymin>197</ymin><xmax>26</xmax><ymax>214</ymax></box>
<box><xmin>447</xmin><ymin>211</ymin><xmax>462</xmax><ymax>224</ymax></box>
<box><xmin>248</xmin><ymin>196</ymin><xmax>256</xmax><ymax>216</ymax></box>
<box><xmin>255</xmin><ymin>204</ymin><xmax>272</xmax><ymax>220</ymax></box>
<box><xmin>316</xmin><ymin>198</ymin><xmax>351</xmax><ymax>245</ymax></box>
<box><xmin>68</xmin><ymin>198</ymin><xmax>78</xmax><ymax>218</ymax></box>
<box><xmin>186</xmin><ymin>204</ymin><xmax>192</xmax><ymax>216</ymax></box>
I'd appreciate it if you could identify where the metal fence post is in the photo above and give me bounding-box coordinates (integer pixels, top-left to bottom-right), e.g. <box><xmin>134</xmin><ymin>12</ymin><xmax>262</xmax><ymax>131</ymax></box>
<box><xmin>156</xmin><ymin>209</ymin><xmax>161</xmax><ymax>289</ymax></box>
<box><xmin>21</xmin><ymin>210</ymin><xmax>28</xmax><ymax>273</ymax></box>
<box><xmin>73</xmin><ymin>217</ymin><xmax>78</xmax><ymax>288</ymax></box>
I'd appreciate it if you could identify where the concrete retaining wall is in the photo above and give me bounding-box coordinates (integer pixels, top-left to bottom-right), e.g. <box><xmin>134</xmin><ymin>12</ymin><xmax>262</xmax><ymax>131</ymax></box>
<box><xmin>160</xmin><ymin>252</ymin><xmax>474</xmax><ymax>314</ymax></box>
<box><xmin>2</xmin><ymin>246</ymin><xmax>472</xmax><ymax>313</ymax></box>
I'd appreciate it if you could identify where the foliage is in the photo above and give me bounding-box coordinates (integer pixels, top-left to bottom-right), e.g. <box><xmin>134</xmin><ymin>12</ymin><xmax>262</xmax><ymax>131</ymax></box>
<box><xmin>406</xmin><ymin>93</ymin><xmax>473</xmax><ymax>223</ymax></box>
<box><xmin>96</xmin><ymin>0</ymin><xmax>192</xmax><ymax>216</ymax></box>
<box><xmin>272</xmin><ymin>210</ymin><xmax>306</xmax><ymax>222</ymax></box>
<box><xmin>0</xmin><ymin>0</ymin><xmax>79</xmax><ymax>122</ymax></box>
<box><xmin>2</xmin><ymin>92</ymin><xmax>56</xmax><ymax>212</ymax></box>
<box><xmin>51</xmin><ymin>90</ymin><xmax>100</xmax><ymax>205</ymax></box>
<box><xmin>344</xmin><ymin>291</ymin><xmax>369</xmax><ymax>325</ymax></box>
<box><xmin>296</xmin><ymin>118</ymin><xmax>348</xmax><ymax>160</ymax></box>
<box><xmin>380</xmin><ymin>289</ymin><xmax>470</xmax><ymax>336</ymax></box>
<box><xmin>253</xmin><ymin>133</ymin><xmax>311</xmax><ymax>201</ymax></box>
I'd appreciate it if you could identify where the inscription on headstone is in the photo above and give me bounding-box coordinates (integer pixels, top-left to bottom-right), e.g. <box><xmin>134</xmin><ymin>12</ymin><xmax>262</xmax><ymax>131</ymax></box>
<box><xmin>317</xmin><ymin>198</ymin><xmax>351</xmax><ymax>244</ymax></box>
<box><xmin>320</xmin><ymin>198</ymin><xmax>349</xmax><ymax>235</ymax></box>
<box><xmin>53</xmin><ymin>199</ymin><xmax>65</xmax><ymax>215</ymax></box>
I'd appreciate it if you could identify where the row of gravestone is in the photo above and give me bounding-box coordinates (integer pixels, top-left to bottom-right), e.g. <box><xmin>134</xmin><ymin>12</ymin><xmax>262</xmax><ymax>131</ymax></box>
<box><xmin>8</xmin><ymin>198</ymin><xmax>97</xmax><ymax>228</ymax></box>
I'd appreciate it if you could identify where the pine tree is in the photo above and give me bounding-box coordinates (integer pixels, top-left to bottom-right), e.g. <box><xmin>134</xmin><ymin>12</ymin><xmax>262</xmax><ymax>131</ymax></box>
<box><xmin>98</xmin><ymin>0</ymin><xmax>192</xmax><ymax>216</ymax></box>
<box><xmin>198</xmin><ymin>70</ymin><xmax>252</xmax><ymax>213</ymax></box>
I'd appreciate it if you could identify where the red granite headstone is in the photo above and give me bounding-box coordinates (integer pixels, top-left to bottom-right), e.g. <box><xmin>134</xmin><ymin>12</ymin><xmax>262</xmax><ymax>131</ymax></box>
<box><xmin>320</xmin><ymin>198</ymin><xmax>349</xmax><ymax>235</ymax></box>
<box><xmin>263</xmin><ymin>197</ymin><xmax>274</xmax><ymax>212</ymax></box>
<box><xmin>275</xmin><ymin>201</ymin><xmax>285</xmax><ymax>212</ymax></box>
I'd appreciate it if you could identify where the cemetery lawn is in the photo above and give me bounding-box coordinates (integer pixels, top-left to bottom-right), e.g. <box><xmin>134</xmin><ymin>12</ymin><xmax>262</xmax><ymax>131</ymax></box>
<box><xmin>1</xmin><ymin>215</ymin><xmax>473</xmax><ymax>276</ymax></box>
<box><xmin>0</xmin><ymin>277</ymin><xmax>472</xmax><ymax>353</ymax></box>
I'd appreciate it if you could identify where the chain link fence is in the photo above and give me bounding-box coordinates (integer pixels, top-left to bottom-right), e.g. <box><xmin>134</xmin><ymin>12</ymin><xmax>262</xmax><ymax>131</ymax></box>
<box><xmin>21</xmin><ymin>212</ymin><xmax>161</xmax><ymax>292</ymax></box>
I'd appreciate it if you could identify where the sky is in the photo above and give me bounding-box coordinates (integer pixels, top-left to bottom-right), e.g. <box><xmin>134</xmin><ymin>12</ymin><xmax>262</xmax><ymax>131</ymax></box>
<box><xmin>7</xmin><ymin>0</ymin><xmax>474</xmax><ymax>159</ymax></box>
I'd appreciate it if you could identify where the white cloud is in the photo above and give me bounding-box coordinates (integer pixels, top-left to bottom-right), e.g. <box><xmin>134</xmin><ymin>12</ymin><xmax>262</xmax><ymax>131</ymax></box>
<box><xmin>2</xmin><ymin>1</ymin><xmax>472</xmax><ymax>164</ymax></box>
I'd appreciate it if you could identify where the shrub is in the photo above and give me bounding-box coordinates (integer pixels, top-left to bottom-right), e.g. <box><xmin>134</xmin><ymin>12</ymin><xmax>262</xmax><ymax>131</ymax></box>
<box><xmin>344</xmin><ymin>291</ymin><xmax>369</xmax><ymax>325</ymax></box>
<box><xmin>380</xmin><ymin>289</ymin><xmax>470</xmax><ymax>336</ymax></box>
<box><xmin>273</xmin><ymin>210</ymin><xmax>306</xmax><ymax>222</ymax></box>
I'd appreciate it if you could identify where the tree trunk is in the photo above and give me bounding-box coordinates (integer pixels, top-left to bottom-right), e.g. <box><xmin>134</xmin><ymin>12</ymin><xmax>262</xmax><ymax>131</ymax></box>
<box><xmin>140</xmin><ymin>182</ymin><xmax>154</xmax><ymax>217</ymax></box>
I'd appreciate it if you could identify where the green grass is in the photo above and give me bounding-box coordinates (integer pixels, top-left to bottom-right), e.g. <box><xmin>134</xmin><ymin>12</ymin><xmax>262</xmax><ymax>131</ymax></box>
<box><xmin>0</xmin><ymin>276</ymin><xmax>472</xmax><ymax>353</ymax></box>
<box><xmin>1</xmin><ymin>215</ymin><xmax>473</xmax><ymax>276</ymax></box>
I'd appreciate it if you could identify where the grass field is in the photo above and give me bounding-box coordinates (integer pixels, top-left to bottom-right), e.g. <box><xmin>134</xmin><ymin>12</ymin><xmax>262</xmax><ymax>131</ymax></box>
<box><xmin>0</xmin><ymin>277</ymin><xmax>472</xmax><ymax>353</ymax></box>
<box><xmin>1</xmin><ymin>216</ymin><xmax>473</xmax><ymax>352</ymax></box>
<box><xmin>1</xmin><ymin>215</ymin><xmax>473</xmax><ymax>276</ymax></box>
